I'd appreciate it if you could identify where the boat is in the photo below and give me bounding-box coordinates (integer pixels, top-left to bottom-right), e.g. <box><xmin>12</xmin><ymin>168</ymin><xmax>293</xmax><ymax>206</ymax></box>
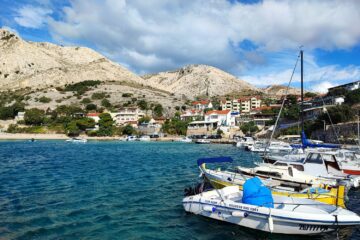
<box><xmin>195</xmin><ymin>139</ymin><xmax>211</xmax><ymax>144</ymax></box>
<box><xmin>198</xmin><ymin>157</ymin><xmax>346</xmax><ymax>208</ymax></box>
<box><xmin>235</xmin><ymin>137</ymin><xmax>254</xmax><ymax>149</ymax></box>
<box><xmin>247</xmin><ymin>141</ymin><xmax>293</xmax><ymax>155</ymax></box>
<box><xmin>126</xmin><ymin>135</ymin><xmax>137</xmax><ymax>141</ymax></box>
<box><xmin>183</xmin><ymin>183</ymin><xmax>360</xmax><ymax>235</ymax></box>
<box><xmin>237</xmin><ymin>151</ymin><xmax>360</xmax><ymax>188</ymax></box>
<box><xmin>178</xmin><ymin>136</ymin><xmax>192</xmax><ymax>143</ymax></box>
<box><xmin>138</xmin><ymin>135</ymin><xmax>151</xmax><ymax>141</ymax></box>
<box><xmin>66</xmin><ymin>137</ymin><xmax>87</xmax><ymax>143</ymax></box>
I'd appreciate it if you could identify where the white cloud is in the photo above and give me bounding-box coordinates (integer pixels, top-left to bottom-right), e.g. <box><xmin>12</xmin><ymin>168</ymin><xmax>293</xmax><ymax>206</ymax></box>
<box><xmin>311</xmin><ymin>81</ymin><xmax>335</xmax><ymax>93</ymax></box>
<box><xmin>241</xmin><ymin>59</ymin><xmax>360</xmax><ymax>91</ymax></box>
<box><xmin>45</xmin><ymin>0</ymin><xmax>360</xmax><ymax>74</ymax></box>
<box><xmin>14</xmin><ymin>5</ymin><xmax>52</xmax><ymax>29</ymax></box>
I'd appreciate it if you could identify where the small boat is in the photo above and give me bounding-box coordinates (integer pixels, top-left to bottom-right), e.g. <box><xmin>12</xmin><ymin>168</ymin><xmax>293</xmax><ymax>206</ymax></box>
<box><xmin>183</xmin><ymin>179</ymin><xmax>360</xmax><ymax>235</ymax></box>
<box><xmin>66</xmin><ymin>137</ymin><xmax>87</xmax><ymax>143</ymax></box>
<box><xmin>28</xmin><ymin>138</ymin><xmax>36</xmax><ymax>142</ymax></box>
<box><xmin>235</xmin><ymin>137</ymin><xmax>254</xmax><ymax>149</ymax></box>
<box><xmin>138</xmin><ymin>135</ymin><xmax>151</xmax><ymax>141</ymax></box>
<box><xmin>126</xmin><ymin>135</ymin><xmax>137</xmax><ymax>141</ymax></box>
<box><xmin>195</xmin><ymin>139</ymin><xmax>211</xmax><ymax>144</ymax></box>
<box><xmin>178</xmin><ymin>137</ymin><xmax>192</xmax><ymax>143</ymax></box>
<box><xmin>198</xmin><ymin>157</ymin><xmax>346</xmax><ymax>208</ymax></box>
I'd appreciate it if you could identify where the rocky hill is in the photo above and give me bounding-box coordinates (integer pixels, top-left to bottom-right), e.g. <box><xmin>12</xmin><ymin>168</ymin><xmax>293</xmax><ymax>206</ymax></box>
<box><xmin>263</xmin><ymin>85</ymin><xmax>302</xmax><ymax>96</ymax></box>
<box><xmin>0</xmin><ymin>29</ymin><xmax>144</xmax><ymax>90</ymax></box>
<box><xmin>143</xmin><ymin>64</ymin><xmax>257</xmax><ymax>98</ymax></box>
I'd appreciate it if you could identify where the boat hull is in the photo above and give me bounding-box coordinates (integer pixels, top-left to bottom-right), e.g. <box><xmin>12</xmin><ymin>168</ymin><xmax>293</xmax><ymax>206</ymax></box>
<box><xmin>204</xmin><ymin>173</ymin><xmax>346</xmax><ymax>208</ymax></box>
<box><xmin>183</xmin><ymin>199</ymin><xmax>349</xmax><ymax>235</ymax></box>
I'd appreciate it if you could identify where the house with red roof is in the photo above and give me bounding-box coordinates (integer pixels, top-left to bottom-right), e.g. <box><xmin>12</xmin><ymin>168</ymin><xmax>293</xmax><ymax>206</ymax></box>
<box><xmin>86</xmin><ymin>112</ymin><xmax>101</xmax><ymax>123</ymax></box>
<box><xmin>192</xmin><ymin>100</ymin><xmax>213</xmax><ymax>111</ymax></box>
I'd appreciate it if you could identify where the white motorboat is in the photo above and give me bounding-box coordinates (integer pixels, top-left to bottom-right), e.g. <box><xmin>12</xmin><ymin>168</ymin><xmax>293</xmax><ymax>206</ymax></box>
<box><xmin>126</xmin><ymin>135</ymin><xmax>137</xmax><ymax>141</ymax></box>
<box><xmin>247</xmin><ymin>141</ymin><xmax>293</xmax><ymax>155</ymax></box>
<box><xmin>236</xmin><ymin>137</ymin><xmax>254</xmax><ymax>149</ymax></box>
<box><xmin>195</xmin><ymin>139</ymin><xmax>211</xmax><ymax>144</ymax></box>
<box><xmin>239</xmin><ymin>151</ymin><xmax>360</xmax><ymax>188</ymax></box>
<box><xmin>66</xmin><ymin>137</ymin><xmax>87</xmax><ymax>143</ymax></box>
<box><xmin>265</xmin><ymin>149</ymin><xmax>360</xmax><ymax>177</ymax></box>
<box><xmin>138</xmin><ymin>135</ymin><xmax>151</xmax><ymax>141</ymax></box>
<box><xmin>178</xmin><ymin>137</ymin><xmax>192</xmax><ymax>143</ymax></box>
<box><xmin>183</xmin><ymin>184</ymin><xmax>360</xmax><ymax>235</ymax></box>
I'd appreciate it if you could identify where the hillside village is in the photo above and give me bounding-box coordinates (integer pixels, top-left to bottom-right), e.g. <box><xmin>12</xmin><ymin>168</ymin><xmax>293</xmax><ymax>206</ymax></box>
<box><xmin>1</xmin><ymin>28</ymin><xmax>360</xmax><ymax>141</ymax></box>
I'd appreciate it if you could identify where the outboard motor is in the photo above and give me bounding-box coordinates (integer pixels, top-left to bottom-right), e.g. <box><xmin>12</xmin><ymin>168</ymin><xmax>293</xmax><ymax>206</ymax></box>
<box><xmin>184</xmin><ymin>181</ymin><xmax>213</xmax><ymax>196</ymax></box>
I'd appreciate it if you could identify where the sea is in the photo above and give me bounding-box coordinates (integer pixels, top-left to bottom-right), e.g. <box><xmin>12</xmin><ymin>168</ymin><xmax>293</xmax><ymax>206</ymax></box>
<box><xmin>0</xmin><ymin>140</ymin><xmax>359</xmax><ymax>240</ymax></box>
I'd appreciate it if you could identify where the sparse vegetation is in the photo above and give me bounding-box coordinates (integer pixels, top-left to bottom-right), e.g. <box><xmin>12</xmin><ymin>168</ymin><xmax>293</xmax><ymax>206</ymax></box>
<box><xmin>91</xmin><ymin>92</ymin><xmax>107</xmax><ymax>100</ymax></box>
<box><xmin>39</xmin><ymin>96</ymin><xmax>51</xmax><ymax>103</ymax></box>
<box><xmin>64</xmin><ymin>80</ymin><xmax>101</xmax><ymax>95</ymax></box>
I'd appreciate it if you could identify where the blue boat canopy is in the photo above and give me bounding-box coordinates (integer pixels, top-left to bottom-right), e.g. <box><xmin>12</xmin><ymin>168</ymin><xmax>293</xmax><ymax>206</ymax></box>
<box><xmin>197</xmin><ymin>157</ymin><xmax>233</xmax><ymax>166</ymax></box>
<box><xmin>291</xmin><ymin>131</ymin><xmax>339</xmax><ymax>149</ymax></box>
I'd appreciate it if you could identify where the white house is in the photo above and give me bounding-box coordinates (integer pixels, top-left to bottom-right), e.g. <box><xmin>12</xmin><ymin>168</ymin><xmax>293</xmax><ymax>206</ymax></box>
<box><xmin>192</xmin><ymin>100</ymin><xmax>213</xmax><ymax>111</ymax></box>
<box><xmin>204</xmin><ymin>110</ymin><xmax>235</xmax><ymax>126</ymax></box>
<box><xmin>111</xmin><ymin>107</ymin><xmax>145</xmax><ymax>125</ymax></box>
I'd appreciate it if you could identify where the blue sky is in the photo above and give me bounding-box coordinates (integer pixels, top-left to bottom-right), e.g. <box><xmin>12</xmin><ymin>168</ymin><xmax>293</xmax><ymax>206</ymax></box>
<box><xmin>1</xmin><ymin>0</ymin><xmax>360</xmax><ymax>92</ymax></box>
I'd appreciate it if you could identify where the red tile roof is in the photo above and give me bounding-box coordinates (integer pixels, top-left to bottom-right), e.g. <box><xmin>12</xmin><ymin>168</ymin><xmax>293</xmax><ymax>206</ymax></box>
<box><xmin>192</xmin><ymin>100</ymin><xmax>210</xmax><ymax>105</ymax></box>
<box><xmin>205</xmin><ymin>110</ymin><xmax>230</xmax><ymax>115</ymax></box>
<box><xmin>87</xmin><ymin>113</ymin><xmax>100</xmax><ymax>117</ymax></box>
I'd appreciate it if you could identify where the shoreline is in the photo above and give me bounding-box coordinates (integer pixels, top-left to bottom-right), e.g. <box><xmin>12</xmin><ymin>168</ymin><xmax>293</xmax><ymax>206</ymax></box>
<box><xmin>0</xmin><ymin>133</ymin><xmax>236</xmax><ymax>143</ymax></box>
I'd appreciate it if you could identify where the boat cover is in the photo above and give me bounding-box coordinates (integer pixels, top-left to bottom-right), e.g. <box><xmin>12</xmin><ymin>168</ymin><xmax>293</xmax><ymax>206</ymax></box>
<box><xmin>242</xmin><ymin>177</ymin><xmax>274</xmax><ymax>208</ymax></box>
<box><xmin>197</xmin><ymin>157</ymin><xmax>233</xmax><ymax>166</ymax></box>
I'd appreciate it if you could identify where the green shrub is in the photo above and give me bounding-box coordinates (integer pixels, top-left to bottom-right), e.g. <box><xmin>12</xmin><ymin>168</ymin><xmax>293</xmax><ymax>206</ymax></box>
<box><xmin>101</xmin><ymin>99</ymin><xmax>112</xmax><ymax>108</ymax></box>
<box><xmin>24</xmin><ymin>108</ymin><xmax>45</xmax><ymax>125</ymax></box>
<box><xmin>86</xmin><ymin>103</ymin><xmax>97</xmax><ymax>111</ymax></box>
<box><xmin>39</xmin><ymin>96</ymin><xmax>51</xmax><ymax>103</ymax></box>
<box><xmin>91</xmin><ymin>92</ymin><xmax>107</xmax><ymax>100</ymax></box>
<box><xmin>122</xmin><ymin>93</ymin><xmax>133</xmax><ymax>97</ymax></box>
<box><xmin>64</xmin><ymin>80</ymin><xmax>101</xmax><ymax>95</ymax></box>
<box><xmin>81</xmin><ymin>98</ymin><xmax>91</xmax><ymax>104</ymax></box>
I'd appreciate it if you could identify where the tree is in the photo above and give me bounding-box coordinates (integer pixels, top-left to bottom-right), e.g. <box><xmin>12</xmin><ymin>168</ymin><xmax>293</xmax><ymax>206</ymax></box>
<box><xmin>240</xmin><ymin>121</ymin><xmax>259</xmax><ymax>136</ymax></box>
<box><xmin>122</xmin><ymin>124</ymin><xmax>135</xmax><ymax>135</ymax></box>
<box><xmin>345</xmin><ymin>89</ymin><xmax>360</xmax><ymax>105</ymax></box>
<box><xmin>153</xmin><ymin>104</ymin><xmax>163</xmax><ymax>117</ymax></box>
<box><xmin>317</xmin><ymin>105</ymin><xmax>354</xmax><ymax>124</ymax></box>
<box><xmin>137</xmin><ymin>100</ymin><xmax>148</xmax><ymax>110</ymax></box>
<box><xmin>161</xmin><ymin>118</ymin><xmax>189</xmax><ymax>135</ymax></box>
<box><xmin>24</xmin><ymin>108</ymin><xmax>45</xmax><ymax>125</ymax></box>
<box><xmin>86</xmin><ymin>103</ymin><xmax>97</xmax><ymax>111</ymax></box>
<box><xmin>97</xmin><ymin>113</ymin><xmax>114</xmax><ymax>136</ymax></box>
<box><xmin>66</xmin><ymin>121</ymin><xmax>81</xmax><ymax>136</ymax></box>
<box><xmin>76</xmin><ymin>118</ymin><xmax>96</xmax><ymax>131</ymax></box>
<box><xmin>138</xmin><ymin>116</ymin><xmax>151</xmax><ymax>124</ymax></box>
<box><xmin>0</xmin><ymin>102</ymin><xmax>25</xmax><ymax>120</ymax></box>
<box><xmin>101</xmin><ymin>99</ymin><xmax>112</xmax><ymax>108</ymax></box>
<box><xmin>181</xmin><ymin>105</ymin><xmax>187</xmax><ymax>111</ymax></box>
<box><xmin>283</xmin><ymin>105</ymin><xmax>300</xmax><ymax>120</ymax></box>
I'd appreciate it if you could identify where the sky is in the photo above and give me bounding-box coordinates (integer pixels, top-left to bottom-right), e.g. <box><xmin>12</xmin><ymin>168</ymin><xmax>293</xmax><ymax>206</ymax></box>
<box><xmin>1</xmin><ymin>0</ymin><xmax>360</xmax><ymax>93</ymax></box>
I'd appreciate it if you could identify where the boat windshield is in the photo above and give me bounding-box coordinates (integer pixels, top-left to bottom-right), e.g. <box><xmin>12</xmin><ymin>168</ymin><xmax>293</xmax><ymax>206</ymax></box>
<box><xmin>304</xmin><ymin>153</ymin><xmax>323</xmax><ymax>164</ymax></box>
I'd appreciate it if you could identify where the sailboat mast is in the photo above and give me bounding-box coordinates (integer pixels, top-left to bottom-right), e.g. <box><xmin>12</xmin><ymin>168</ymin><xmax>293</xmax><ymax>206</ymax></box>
<box><xmin>300</xmin><ymin>50</ymin><xmax>304</xmax><ymax>134</ymax></box>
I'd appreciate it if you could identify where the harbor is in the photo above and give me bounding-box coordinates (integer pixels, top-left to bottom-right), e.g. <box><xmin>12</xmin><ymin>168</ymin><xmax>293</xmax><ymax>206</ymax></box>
<box><xmin>0</xmin><ymin>140</ymin><xmax>359</xmax><ymax>239</ymax></box>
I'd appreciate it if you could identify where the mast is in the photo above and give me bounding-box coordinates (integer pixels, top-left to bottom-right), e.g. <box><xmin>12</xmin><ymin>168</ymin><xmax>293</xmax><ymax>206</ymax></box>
<box><xmin>300</xmin><ymin>50</ymin><xmax>304</xmax><ymax>134</ymax></box>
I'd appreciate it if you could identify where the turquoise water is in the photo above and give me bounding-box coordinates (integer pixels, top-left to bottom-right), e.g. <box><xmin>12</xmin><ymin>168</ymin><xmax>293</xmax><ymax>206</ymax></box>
<box><xmin>0</xmin><ymin>141</ymin><xmax>359</xmax><ymax>239</ymax></box>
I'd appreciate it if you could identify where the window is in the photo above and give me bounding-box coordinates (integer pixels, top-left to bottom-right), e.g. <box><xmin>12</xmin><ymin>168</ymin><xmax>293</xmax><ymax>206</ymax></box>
<box><xmin>305</xmin><ymin>153</ymin><xmax>323</xmax><ymax>164</ymax></box>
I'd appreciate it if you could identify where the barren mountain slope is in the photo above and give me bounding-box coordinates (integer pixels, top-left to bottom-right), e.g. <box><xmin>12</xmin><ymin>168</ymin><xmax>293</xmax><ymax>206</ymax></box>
<box><xmin>143</xmin><ymin>64</ymin><xmax>257</xmax><ymax>98</ymax></box>
<box><xmin>0</xmin><ymin>29</ymin><xmax>144</xmax><ymax>90</ymax></box>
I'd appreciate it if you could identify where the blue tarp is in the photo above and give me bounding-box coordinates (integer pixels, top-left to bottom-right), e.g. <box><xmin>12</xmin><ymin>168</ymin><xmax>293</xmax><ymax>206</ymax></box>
<box><xmin>242</xmin><ymin>177</ymin><xmax>274</xmax><ymax>208</ymax></box>
<box><xmin>197</xmin><ymin>157</ymin><xmax>233</xmax><ymax>166</ymax></box>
